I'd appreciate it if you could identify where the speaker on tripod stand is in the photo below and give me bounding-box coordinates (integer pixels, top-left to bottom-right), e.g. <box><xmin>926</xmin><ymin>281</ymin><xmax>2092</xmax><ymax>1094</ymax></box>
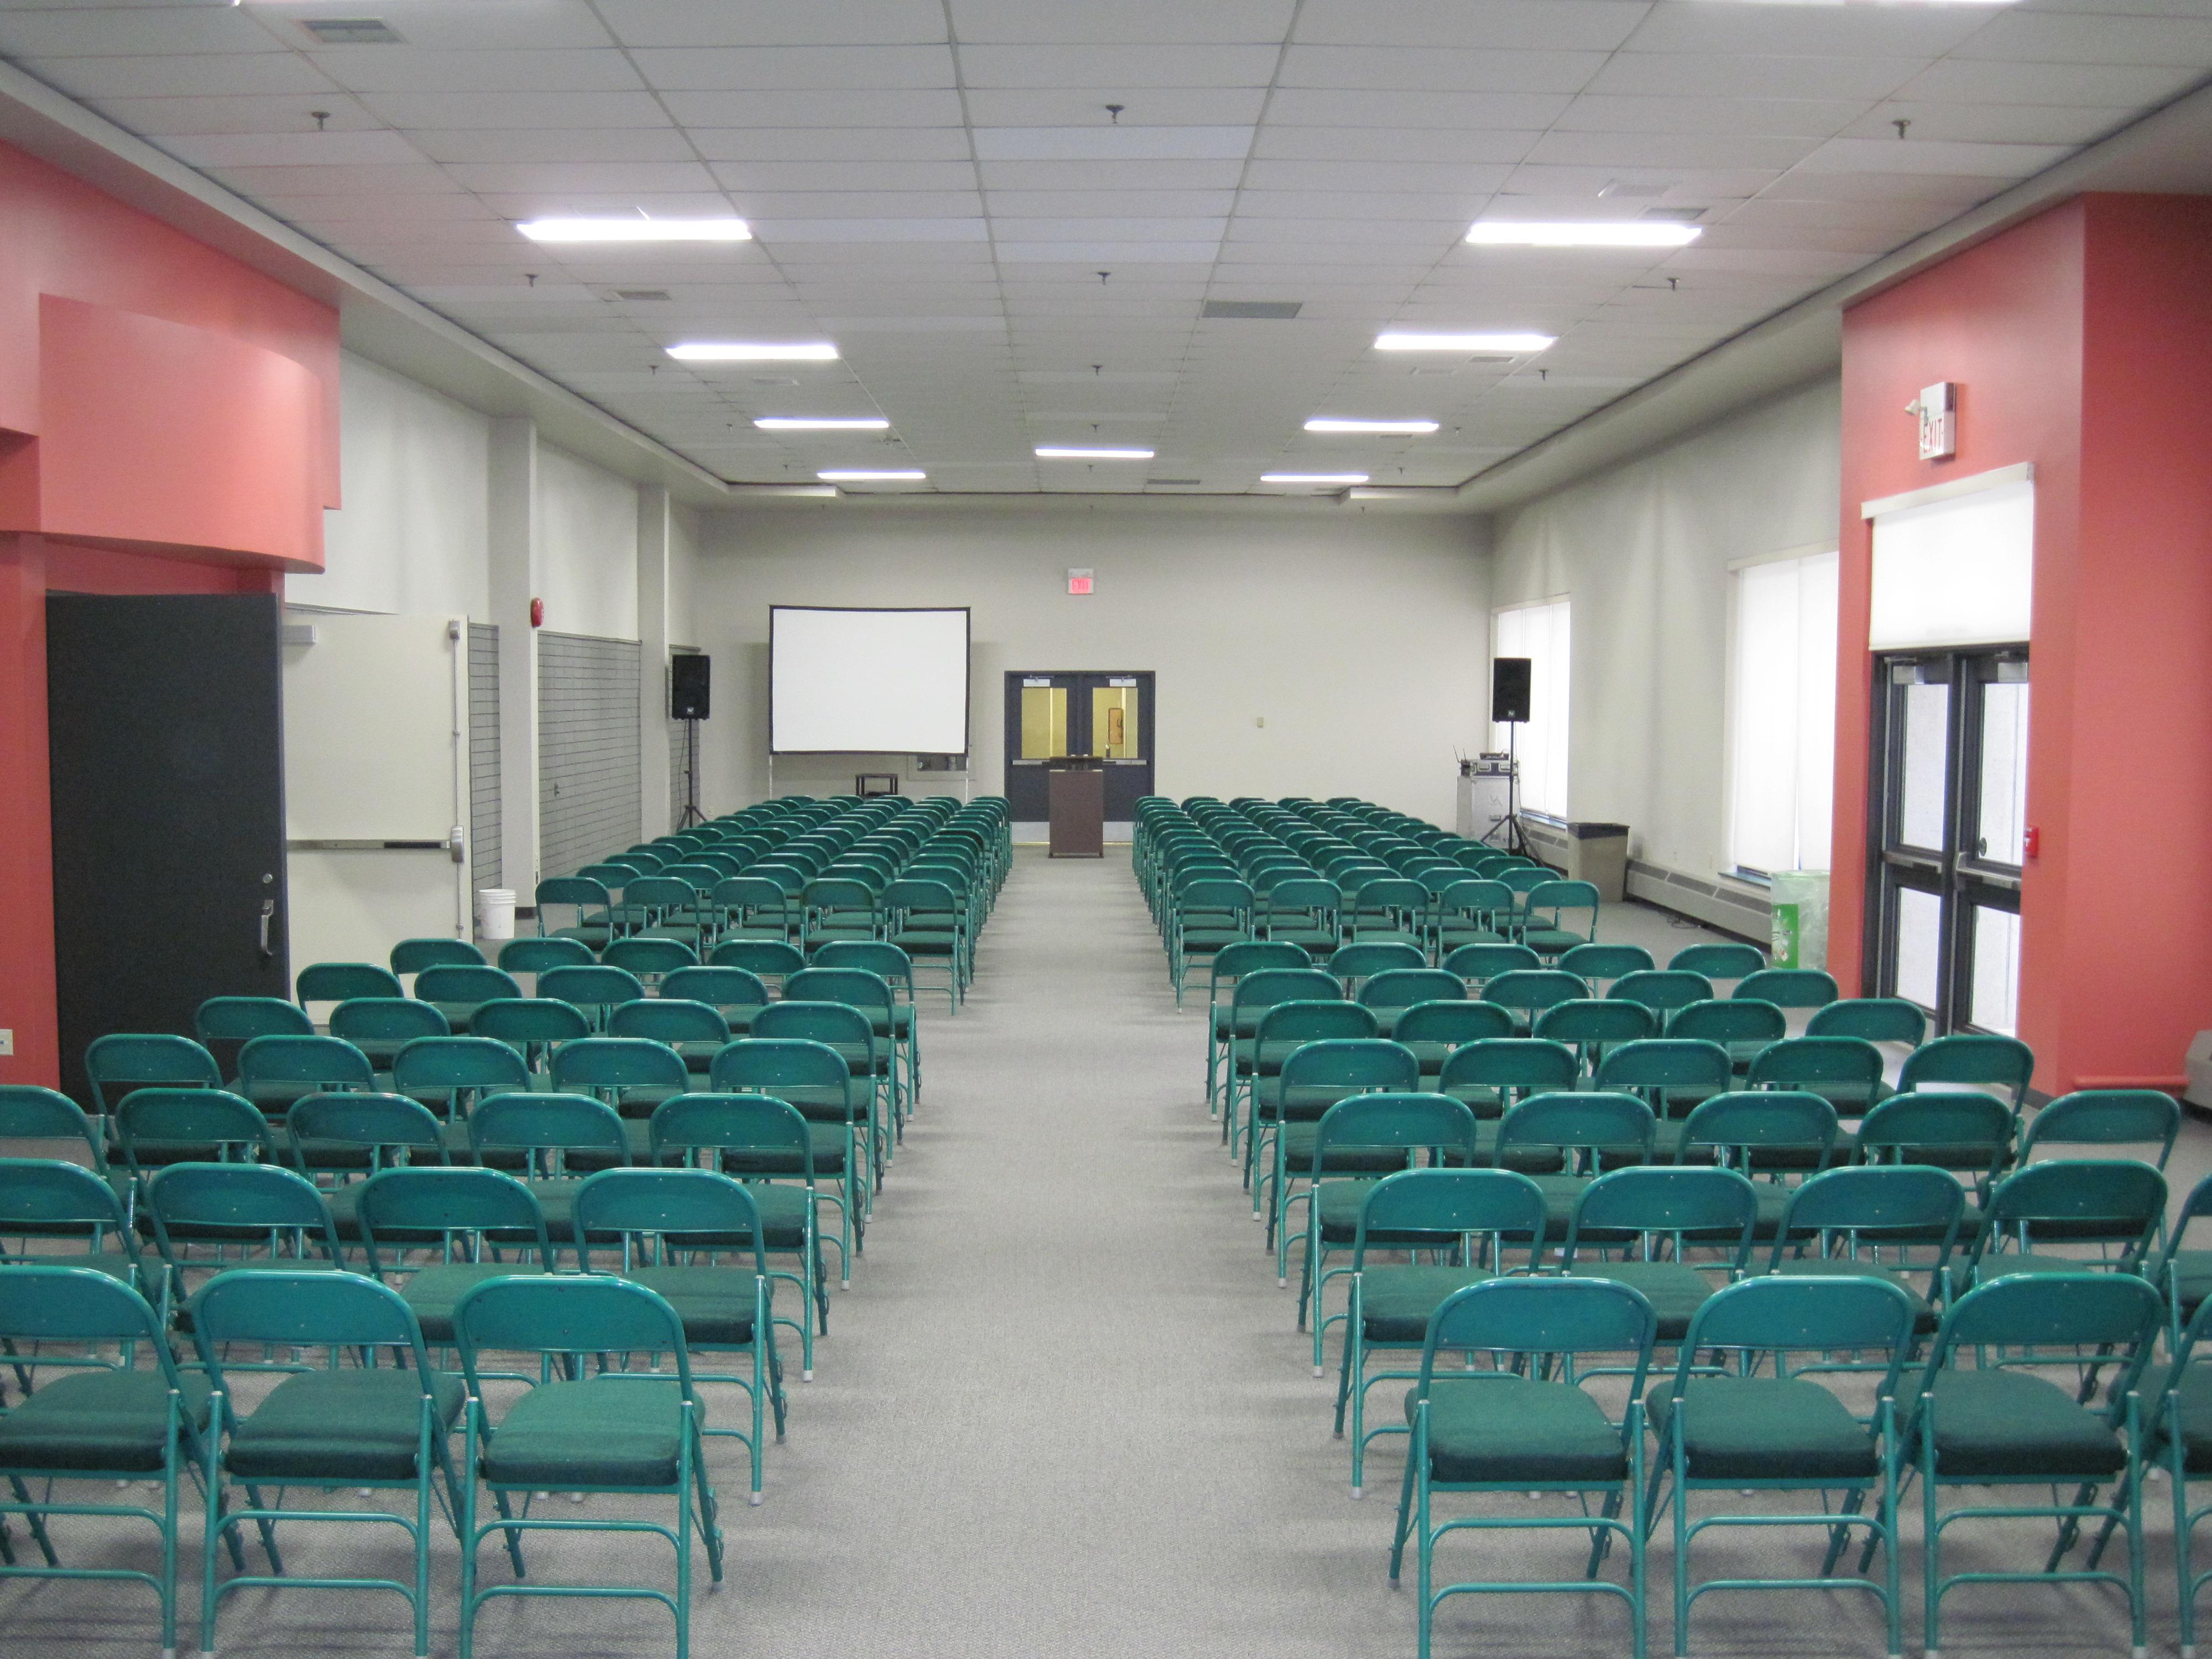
<box><xmin>1490</xmin><ymin>656</ymin><xmax>1532</xmax><ymax>856</ymax></box>
<box><xmin>669</xmin><ymin>654</ymin><xmax>709</xmax><ymax>828</ymax></box>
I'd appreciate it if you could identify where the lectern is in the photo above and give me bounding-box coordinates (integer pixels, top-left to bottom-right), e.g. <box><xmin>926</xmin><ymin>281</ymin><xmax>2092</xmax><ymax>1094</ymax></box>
<box><xmin>1046</xmin><ymin>757</ymin><xmax>1105</xmax><ymax>858</ymax></box>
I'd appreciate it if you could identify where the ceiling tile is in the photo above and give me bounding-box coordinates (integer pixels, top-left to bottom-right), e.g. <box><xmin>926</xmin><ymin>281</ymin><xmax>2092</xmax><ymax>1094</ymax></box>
<box><xmin>950</xmin><ymin>1</ymin><xmax>1295</xmax><ymax>45</ymax></box>
<box><xmin>1291</xmin><ymin>1</ymin><xmax>1647</xmax><ymax>53</ymax></box>
<box><xmin>966</xmin><ymin>88</ymin><xmax>1269</xmax><ymax>126</ymax></box>
<box><xmin>362</xmin><ymin>90</ymin><xmax>675</xmax><ymax>129</ymax></box>
<box><xmin>595</xmin><ymin>0</ymin><xmax>950</xmax><ymax>49</ymax></box>
<box><xmin>21</xmin><ymin>51</ymin><xmax>338</xmax><ymax>98</ymax></box>
<box><xmin>304</xmin><ymin>48</ymin><xmax>645</xmax><ymax>96</ymax></box>
<box><xmin>629</xmin><ymin>45</ymin><xmax>956</xmax><ymax>91</ymax></box>
<box><xmin>656</xmin><ymin>88</ymin><xmax>966</xmax><ymax>126</ymax></box>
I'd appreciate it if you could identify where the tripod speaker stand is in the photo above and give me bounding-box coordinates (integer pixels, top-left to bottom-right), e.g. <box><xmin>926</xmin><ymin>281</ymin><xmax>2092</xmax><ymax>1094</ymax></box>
<box><xmin>1490</xmin><ymin>655</ymin><xmax>1533</xmax><ymax>857</ymax></box>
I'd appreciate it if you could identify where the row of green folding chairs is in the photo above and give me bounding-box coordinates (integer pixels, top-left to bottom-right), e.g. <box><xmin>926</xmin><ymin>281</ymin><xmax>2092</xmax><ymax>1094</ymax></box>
<box><xmin>1202</xmin><ymin>1059</ymin><xmax>2203</xmax><ymax>1659</ymax></box>
<box><xmin>0</xmin><ymin>1243</ymin><xmax>747</xmax><ymax>1659</ymax></box>
<box><xmin>89</xmin><ymin>988</ymin><xmax>910</xmax><ymax>1276</ymax></box>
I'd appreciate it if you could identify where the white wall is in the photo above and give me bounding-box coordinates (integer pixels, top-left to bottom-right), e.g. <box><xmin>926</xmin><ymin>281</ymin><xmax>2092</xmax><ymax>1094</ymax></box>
<box><xmin>668</xmin><ymin>503</ymin><xmax>702</xmax><ymax>649</ymax></box>
<box><xmin>296</xmin><ymin>352</ymin><xmax>490</xmax><ymax>618</ymax></box>
<box><xmin>1488</xmin><ymin>375</ymin><xmax>1841</xmax><ymax>908</ymax></box>
<box><xmin>537</xmin><ymin>442</ymin><xmax>640</xmax><ymax>641</ymax></box>
<box><xmin>686</xmin><ymin>500</ymin><xmax>1491</xmax><ymax>827</ymax></box>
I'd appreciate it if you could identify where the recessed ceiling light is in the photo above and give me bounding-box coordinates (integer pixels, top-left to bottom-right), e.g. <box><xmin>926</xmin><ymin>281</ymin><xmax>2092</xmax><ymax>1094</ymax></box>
<box><xmin>1262</xmin><ymin>473</ymin><xmax>1370</xmax><ymax>486</ymax></box>
<box><xmin>1467</xmin><ymin>221</ymin><xmax>1700</xmax><ymax>248</ymax></box>
<box><xmin>755</xmin><ymin>417</ymin><xmax>889</xmax><ymax>431</ymax></box>
<box><xmin>1374</xmin><ymin>331</ymin><xmax>1555</xmax><ymax>354</ymax></box>
<box><xmin>519</xmin><ymin>217</ymin><xmax>751</xmax><ymax>244</ymax></box>
<box><xmin>1303</xmin><ymin>419</ymin><xmax>1439</xmax><ymax>435</ymax></box>
<box><xmin>1035</xmin><ymin>446</ymin><xmax>1154</xmax><ymax>460</ymax></box>
<box><xmin>818</xmin><ymin>469</ymin><xmax>926</xmax><ymax>482</ymax></box>
<box><xmin>667</xmin><ymin>342</ymin><xmax>838</xmax><ymax>362</ymax></box>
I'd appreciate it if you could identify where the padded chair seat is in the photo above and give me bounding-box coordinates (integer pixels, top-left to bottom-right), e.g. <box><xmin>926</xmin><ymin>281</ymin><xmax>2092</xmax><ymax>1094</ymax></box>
<box><xmin>480</xmin><ymin>1376</ymin><xmax>693</xmax><ymax>1489</ymax></box>
<box><xmin>889</xmin><ymin>930</ymin><xmax>958</xmax><ymax>958</ymax></box>
<box><xmin>1177</xmin><ymin>927</ymin><xmax>1248</xmax><ymax>950</ymax></box>
<box><xmin>1279</xmin><ymin>1125</ymin><xmax>1421</xmax><ymax>1176</ymax></box>
<box><xmin>228</xmin><ymin>1368</ymin><xmax>467</xmax><ymax>1482</ymax></box>
<box><xmin>1266</xmin><ymin>928</ymin><xmax>1339</xmax><ymax>957</ymax></box>
<box><xmin>2</xmin><ymin>1248</ymin><xmax>147</xmax><ymax>1285</ymax></box>
<box><xmin>1521</xmin><ymin>929</ymin><xmax>1587</xmax><ymax>957</ymax></box>
<box><xmin>1408</xmin><ymin>1376</ymin><xmax>1627</xmax><ymax>1485</ymax></box>
<box><xmin>0</xmin><ymin>1369</ymin><xmax>215</xmax><ymax>1473</ymax></box>
<box><xmin>1436</xmin><ymin>927</ymin><xmax>1507</xmax><ymax>950</ymax></box>
<box><xmin>1764</xmin><ymin>1258</ymin><xmax>1938</xmax><ymax>1333</ymax></box>
<box><xmin>422</xmin><ymin>1000</ymin><xmax>493</xmax><ymax>1034</ymax></box>
<box><xmin>620</xmin><ymin>1266</ymin><xmax>761</xmax><ymax>1344</ymax></box>
<box><xmin>550</xmin><ymin>925</ymin><xmax>612</xmax><ymax>949</ymax></box>
<box><xmin>401</xmin><ymin>1262</ymin><xmax>552</xmax><ymax>1343</ymax></box>
<box><xmin>709</xmin><ymin>1125</ymin><xmax>849</xmax><ymax>1178</ymax></box>
<box><xmin>1314</xmin><ymin>1181</ymin><xmax>1497</xmax><ymax>1248</ymax></box>
<box><xmin>1358</xmin><ymin>1266</ymin><xmax>1503</xmax><ymax>1342</ymax></box>
<box><xmin>1905</xmin><ymin>1369</ymin><xmax>2127</xmax><ymax>1479</ymax></box>
<box><xmin>1561</xmin><ymin>1261</ymin><xmax>1716</xmax><ymax>1342</ymax></box>
<box><xmin>1648</xmin><ymin>1375</ymin><xmax>1879</xmax><ymax>1481</ymax></box>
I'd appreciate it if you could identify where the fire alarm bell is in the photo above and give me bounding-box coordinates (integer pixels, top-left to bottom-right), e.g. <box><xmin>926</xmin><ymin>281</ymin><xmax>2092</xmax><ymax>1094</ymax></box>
<box><xmin>1905</xmin><ymin>381</ymin><xmax>1957</xmax><ymax>461</ymax></box>
<box><xmin>1067</xmin><ymin>568</ymin><xmax>1094</xmax><ymax>596</ymax></box>
<box><xmin>529</xmin><ymin>598</ymin><xmax>545</xmax><ymax>628</ymax></box>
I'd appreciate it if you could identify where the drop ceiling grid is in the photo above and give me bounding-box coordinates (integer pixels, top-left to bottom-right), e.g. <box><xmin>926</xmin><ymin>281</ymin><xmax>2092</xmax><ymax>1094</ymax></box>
<box><xmin>1</xmin><ymin>1</ymin><xmax>2209</xmax><ymax>489</ymax></box>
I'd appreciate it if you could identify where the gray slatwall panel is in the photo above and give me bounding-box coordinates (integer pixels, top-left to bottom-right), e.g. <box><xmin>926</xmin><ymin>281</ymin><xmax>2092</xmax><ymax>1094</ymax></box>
<box><xmin>538</xmin><ymin>632</ymin><xmax>641</xmax><ymax>879</ymax></box>
<box><xmin>467</xmin><ymin>623</ymin><xmax>501</xmax><ymax>893</ymax></box>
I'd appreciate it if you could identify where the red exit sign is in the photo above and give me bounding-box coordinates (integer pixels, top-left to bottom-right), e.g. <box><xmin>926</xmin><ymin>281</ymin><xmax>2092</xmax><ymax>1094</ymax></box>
<box><xmin>1067</xmin><ymin>568</ymin><xmax>1094</xmax><ymax>596</ymax></box>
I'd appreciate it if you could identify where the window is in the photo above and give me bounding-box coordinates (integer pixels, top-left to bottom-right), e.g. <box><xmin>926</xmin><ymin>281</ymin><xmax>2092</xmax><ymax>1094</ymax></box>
<box><xmin>1491</xmin><ymin>599</ymin><xmax>1571</xmax><ymax>819</ymax></box>
<box><xmin>1726</xmin><ymin>549</ymin><xmax>1839</xmax><ymax>876</ymax></box>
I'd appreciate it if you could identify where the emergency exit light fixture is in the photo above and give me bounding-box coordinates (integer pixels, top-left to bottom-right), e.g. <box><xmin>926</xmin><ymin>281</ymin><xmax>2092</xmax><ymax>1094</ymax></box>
<box><xmin>1067</xmin><ymin>569</ymin><xmax>1094</xmax><ymax>596</ymax></box>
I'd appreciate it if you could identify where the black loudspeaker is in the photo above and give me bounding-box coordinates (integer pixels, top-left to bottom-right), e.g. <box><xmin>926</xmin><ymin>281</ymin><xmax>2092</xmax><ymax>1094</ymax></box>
<box><xmin>670</xmin><ymin>653</ymin><xmax>711</xmax><ymax>721</ymax></box>
<box><xmin>1491</xmin><ymin>656</ymin><xmax>1532</xmax><ymax>724</ymax></box>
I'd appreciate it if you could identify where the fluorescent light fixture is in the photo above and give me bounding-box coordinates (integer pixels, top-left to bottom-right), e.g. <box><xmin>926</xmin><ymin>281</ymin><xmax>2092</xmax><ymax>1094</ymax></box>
<box><xmin>518</xmin><ymin>217</ymin><xmax>749</xmax><ymax>244</ymax></box>
<box><xmin>817</xmin><ymin>469</ymin><xmax>926</xmax><ymax>482</ymax></box>
<box><xmin>1467</xmin><ymin>221</ymin><xmax>1700</xmax><ymax>248</ymax></box>
<box><xmin>1302</xmin><ymin>418</ymin><xmax>1439</xmax><ymax>435</ymax></box>
<box><xmin>1035</xmin><ymin>446</ymin><xmax>1154</xmax><ymax>460</ymax></box>
<box><xmin>667</xmin><ymin>342</ymin><xmax>839</xmax><ymax>363</ymax></box>
<box><xmin>1261</xmin><ymin>472</ymin><xmax>1369</xmax><ymax>485</ymax></box>
<box><xmin>1375</xmin><ymin>331</ymin><xmax>1555</xmax><ymax>353</ymax></box>
<box><xmin>755</xmin><ymin>416</ymin><xmax>889</xmax><ymax>431</ymax></box>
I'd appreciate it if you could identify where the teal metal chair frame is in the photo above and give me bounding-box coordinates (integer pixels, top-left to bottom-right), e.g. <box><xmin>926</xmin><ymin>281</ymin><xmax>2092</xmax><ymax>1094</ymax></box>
<box><xmin>1905</xmin><ymin>1271</ymin><xmax>2162</xmax><ymax>1659</ymax></box>
<box><xmin>0</xmin><ymin>1265</ymin><xmax>218</xmax><ymax>1658</ymax></box>
<box><xmin>1389</xmin><ymin>1276</ymin><xmax>1656</xmax><ymax>1659</ymax></box>
<box><xmin>1646</xmin><ymin>1273</ymin><xmax>1916</xmax><ymax>1658</ymax></box>
<box><xmin>189</xmin><ymin>1267</ymin><xmax>464</xmax><ymax>1659</ymax></box>
<box><xmin>453</xmin><ymin>1274</ymin><xmax>724</xmax><ymax>1659</ymax></box>
<box><xmin>1332</xmin><ymin>1166</ymin><xmax>1546</xmax><ymax>1496</ymax></box>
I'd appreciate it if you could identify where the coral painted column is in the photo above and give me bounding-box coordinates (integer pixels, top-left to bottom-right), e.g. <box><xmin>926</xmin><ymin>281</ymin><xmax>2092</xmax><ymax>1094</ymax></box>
<box><xmin>1833</xmin><ymin>194</ymin><xmax>2212</xmax><ymax>1093</ymax></box>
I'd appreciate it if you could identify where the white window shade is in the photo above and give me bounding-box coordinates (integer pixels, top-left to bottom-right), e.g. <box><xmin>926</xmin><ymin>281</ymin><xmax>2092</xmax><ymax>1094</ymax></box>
<box><xmin>1493</xmin><ymin>599</ymin><xmax>1571</xmax><ymax>818</ymax></box>
<box><xmin>769</xmin><ymin>607</ymin><xmax>971</xmax><ymax>754</ymax></box>
<box><xmin>1869</xmin><ymin>474</ymin><xmax>2033</xmax><ymax>650</ymax></box>
<box><xmin>1728</xmin><ymin>551</ymin><xmax>1838</xmax><ymax>874</ymax></box>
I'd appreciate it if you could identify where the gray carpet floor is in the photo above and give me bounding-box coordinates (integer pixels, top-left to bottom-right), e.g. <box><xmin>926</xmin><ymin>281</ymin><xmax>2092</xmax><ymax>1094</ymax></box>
<box><xmin>4</xmin><ymin>848</ymin><xmax>2205</xmax><ymax>1657</ymax></box>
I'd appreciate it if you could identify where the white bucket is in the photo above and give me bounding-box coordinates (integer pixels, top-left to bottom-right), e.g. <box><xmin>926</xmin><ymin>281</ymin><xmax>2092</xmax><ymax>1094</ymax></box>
<box><xmin>475</xmin><ymin>888</ymin><xmax>517</xmax><ymax>942</ymax></box>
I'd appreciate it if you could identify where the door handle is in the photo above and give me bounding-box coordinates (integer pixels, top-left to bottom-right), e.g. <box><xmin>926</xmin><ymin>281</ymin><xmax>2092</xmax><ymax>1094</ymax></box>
<box><xmin>258</xmin><ymin>899</ymin><xmax>275</xmax><ymax>960</ymax></box>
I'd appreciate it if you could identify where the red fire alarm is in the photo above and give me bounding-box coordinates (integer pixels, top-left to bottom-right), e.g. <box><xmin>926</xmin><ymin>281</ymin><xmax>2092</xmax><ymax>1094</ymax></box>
<box><xmin>2023</xmin><ymin>825</ymin><xmax>2039</xmax><ymax>859</ymax></box>
<box><xmin>1067</xmin><ymin>568</ymin><xmax>1094</xmax><ymax>596</ymax></box>
<box><xmin>529</xmin><ymin>597</ymin><xmax>545</xmax><ymax>628</ymax></box>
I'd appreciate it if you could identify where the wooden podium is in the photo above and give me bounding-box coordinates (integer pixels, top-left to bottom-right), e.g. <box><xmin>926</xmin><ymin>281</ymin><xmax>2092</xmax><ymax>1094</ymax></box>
<box><xmin>1046</xmin><ymin>758</ymin><xmax>1105</xmax><ymax>858</ymax></box>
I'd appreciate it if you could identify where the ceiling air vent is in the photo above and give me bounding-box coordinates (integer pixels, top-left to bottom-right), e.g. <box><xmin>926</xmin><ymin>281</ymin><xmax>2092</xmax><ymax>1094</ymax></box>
<box><xmin>1641</xmin><ymin>206</ymin><xmax>1707</xmax><ymax>224</ymax></box>
<box><xmin>1201</xmin><ymin>300</ymin><xmax>1302</xmax><ymax>320</ymax></box>
<box><xmin>298</xmin><ymin>17</ymin><xmax>404</xmax><ymax>44</ymax></box>
<box><xmin>614</xmin><ymin>289</ymin><xmax>672</xmax><ymax>302</ymax></box>
<box><xmin>1146</xmin><ymin>478</ymin><xmax>1202</xmax><ymax>487</ymax></box>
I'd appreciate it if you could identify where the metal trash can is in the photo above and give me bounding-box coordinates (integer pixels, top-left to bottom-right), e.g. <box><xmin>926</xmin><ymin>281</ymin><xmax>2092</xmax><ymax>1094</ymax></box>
<box><xmin>1564</xmin><ymin>822</ymin><xmax>1630</xmax><ymax>903</ymax></box>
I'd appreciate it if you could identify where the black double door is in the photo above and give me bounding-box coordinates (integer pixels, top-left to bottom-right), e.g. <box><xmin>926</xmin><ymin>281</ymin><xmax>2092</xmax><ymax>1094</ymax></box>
<box><xmin>47</xmin><ymin>593</ymin><xmax>289</xmax><ymax>1102</ymax></box>
<box><xmin>1865</xmin><ymin>647</ymin><xmax>2027</xmax><ymax>1036</ymax></box>
<box><xmin>1003</xmin><ymin>670</ymin><xmax>1155</xmax><ymax>825</ymax></box>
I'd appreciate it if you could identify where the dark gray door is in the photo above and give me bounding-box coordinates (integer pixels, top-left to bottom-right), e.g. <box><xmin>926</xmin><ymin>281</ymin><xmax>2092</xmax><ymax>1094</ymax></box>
<box><xmin>46</xmin><ymin>593</ymin><xmax>289</xmax><ymax>1102</ymax></box>
<box><xmin>1003</xmin><ymin>670</ymin><xmax>1155</xmax><ymax>823</ymax></box>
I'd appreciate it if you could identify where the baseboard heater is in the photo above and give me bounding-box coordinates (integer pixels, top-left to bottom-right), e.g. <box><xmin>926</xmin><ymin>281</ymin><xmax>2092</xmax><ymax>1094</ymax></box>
<box><xmin>1516</xmin><ymin>820</ymin><xmax>1771</xmax><ymax>946</ymax></box>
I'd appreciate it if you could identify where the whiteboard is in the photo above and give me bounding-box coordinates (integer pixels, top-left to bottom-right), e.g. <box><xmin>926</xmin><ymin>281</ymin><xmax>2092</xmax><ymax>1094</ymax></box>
<box><xmin>770</xmin><ymin>607</ymin><xmax>970</xmax><ymax>753</ymax></box>
<box><xmin>1869</xmin><ymin>477</ymin><xmax>2033</xmax><ymax>650</ymax></box>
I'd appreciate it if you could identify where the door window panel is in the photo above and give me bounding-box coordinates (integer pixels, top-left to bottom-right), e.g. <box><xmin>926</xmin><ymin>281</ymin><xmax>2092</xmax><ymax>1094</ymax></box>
<box><xmin>1897</xmin><ymin>681</ymin><xmax>1950</xmax><ymax>850</ymax></box>
<box><xmin>1893</xmin><ymin>886</ymin><xmax>1943</xmax><ymax>1013</ymax></box>
<box><xmin>1968</xmin><ymin>905</ymin><xmax>2022</xmax><ymax>1036</ymax></box>
<box><xmin>1975</xmin><ymin>680</ymin><xmax>2029</xmax><ymax>867</ymax></box>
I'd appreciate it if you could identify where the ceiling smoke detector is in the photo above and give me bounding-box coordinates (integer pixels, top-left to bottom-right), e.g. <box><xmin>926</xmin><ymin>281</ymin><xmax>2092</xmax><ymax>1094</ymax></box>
<box><xmin>297</xmin><ymin>17</ymin><xmax>405</xmax><ymax>44</ymax></box>
<box><xmin>1201</xmin><ymin>300</ymin><xmax>1303</xmax><ymax>320</ymax></box>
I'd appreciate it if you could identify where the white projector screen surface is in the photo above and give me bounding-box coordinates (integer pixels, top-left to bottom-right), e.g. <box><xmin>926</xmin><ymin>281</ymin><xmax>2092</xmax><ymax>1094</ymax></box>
<box><xmin>770</xmin><ymin>607</ymin><xmax>971</xmax><ymax>754</ymax></box>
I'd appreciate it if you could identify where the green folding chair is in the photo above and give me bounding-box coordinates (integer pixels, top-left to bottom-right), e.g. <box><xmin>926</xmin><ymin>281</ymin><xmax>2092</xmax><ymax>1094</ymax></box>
<box><xmin>1647</xmin><ymin>1273</ymin><xmax>1918</xmax><ymax>1658</ymax></box>
<box><xmin>354</xmin><ymin>1165</ymin><xmax>560</xmax><ymax>1356</ymax></box>
<box><xmin>1331</xmin><ymin>1166</ymin><xmax>1546</xmax><ymax>1495</ymax></box>
<box><xmin>453</xmin><ymin>1275</ymin><xmax>724</xmax><ymax>1659</ymax></box>
<box><xmin>189</xmin><ymin>1267</ymin><xmax>466</xmax><ymax>1659</ymax></box>
<box><xmin>0</xmin><ymin>1265</ymin><xmax>217</xmax><ymax>1658</ymax></box>
<box><xmin>572</xmin><ymin>1168</ymin><xmax>788</xmax><ymax>1502</ymax></box>
<box><xmin>1389</xmin><ymin>1276</ymin><xmax>1656</xmax><ymax>1659</ymax></box>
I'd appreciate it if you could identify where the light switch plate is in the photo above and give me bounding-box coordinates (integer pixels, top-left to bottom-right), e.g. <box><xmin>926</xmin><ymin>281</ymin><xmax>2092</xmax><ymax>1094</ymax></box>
<box><xmin>0</xmin><ymin>1029</ymin><xmax>13</xmax><ymax>1056</ymax></box>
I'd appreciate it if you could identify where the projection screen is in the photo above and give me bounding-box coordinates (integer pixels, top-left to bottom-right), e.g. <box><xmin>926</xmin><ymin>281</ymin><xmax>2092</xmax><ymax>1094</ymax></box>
<box><xmin>769</xmin><ymin>606</ymin><xmax>971</xmax><ymax>754</ymax></box>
